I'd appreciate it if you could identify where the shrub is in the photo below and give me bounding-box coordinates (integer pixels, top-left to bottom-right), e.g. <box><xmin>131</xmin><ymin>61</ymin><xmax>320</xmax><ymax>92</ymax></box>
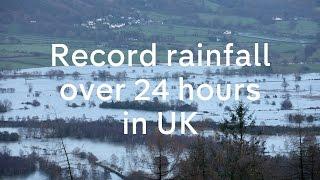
<box><xmin>281</xmin><ymin>99</ymin><xmax>293</xmax><ymax>110</ymax></box>
<box><xmin>67</xmin><ymin>103</ymin><xmax>81</xmax><ymax>108</ymax></box>
<box><xmin>87</xmin><ymin>152</ymin><xmax>98</xmax><ymax>164</ymax></box>
<box><xmin>224</xmin><ymin>106</ymin><xmax>231</xmax><ymax>111</ymax></box>
<box><xmin>32</xmin><ymin>100</ymin><xmax>40</xmax><ymax>107</ymax></box>
<box><xmin>288</xmin><ymin>114</ymin><xmax>305</xmax><ymax>123</ymax></box>
<box><xmin>56</xmin><ymin>85</ymin><xmax>63</xmax><ymax>92</ymax></box>
<box><xmin>22</xmin><ymin>100</ymin><xmax>40</xmax><ymax>107</ymax></box>
<box><xmin>0</xmin><ymin>100</ymin><xmax>12</xmax><ymax>113</ymax></box>
<box><xmin>0</xmin><ymin>131</ymin><xmax>20</xmax><ymax>142</ymax></box>
<box><xmin>72</xmin><ymin>71</ymin><xmax>81</xmax><ymax>80</ymax></box>
<box><xmin>99</xmin><ymin>100</ymin><xmax>197</xmax><ymax>112</ymax></box>
<box><xmin>306</xmin><ymin>115</ymin><xmax>315</xmax><ymax>122</ymax></box>
<box><xmin>46</xmin><ymin>70</ymin><xmax>65</xmax><ymax>79</ymax></box>
<box><xmin>288</xmin><ymin>114</ymin><xmax>316</xmax><ymax>123</ymax></box>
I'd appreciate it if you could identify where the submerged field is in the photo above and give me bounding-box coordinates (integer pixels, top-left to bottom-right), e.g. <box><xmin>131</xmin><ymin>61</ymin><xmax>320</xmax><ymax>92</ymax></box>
<box><xmin>0</xmin><ymin>64</ymin><xmax>319</xmax><ymax>127</ymax></box>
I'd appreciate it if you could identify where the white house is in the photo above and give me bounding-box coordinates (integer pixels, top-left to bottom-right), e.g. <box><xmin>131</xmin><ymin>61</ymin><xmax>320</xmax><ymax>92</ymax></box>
<box><xmin>223</xmin><ymin>30</ymin><xmax>232</xmax><ymax>35</ymax></box>
<box><xmin>272</xmin><ymin>16</ymin><xmax>283</xmax><ymax>21</ymax></box>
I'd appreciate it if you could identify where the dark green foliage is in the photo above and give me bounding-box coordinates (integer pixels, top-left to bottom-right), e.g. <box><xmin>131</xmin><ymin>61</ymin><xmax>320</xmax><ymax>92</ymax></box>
<box><xmin>99</xmin><ymin>100</ymin><xmax>197</xmax><ymax>112</ymax></box>
<box><xmin>281</xmin><ymin>99</ymin><xmax>293</xmax><ymax>110</ymax></box>
<box><xmin>220</xmin><ymin>101</ymin><xmax>254</xmax><ymax>142</ymax></box>
<box><xmin>0</xmin><ymin>131</ymin><xmax>19</xmax><ymax>142</ymax></box>
<box><xmin>22</xmin><ymin>100</ymin><xmax>40</xmax><ymax>107</ymax></box>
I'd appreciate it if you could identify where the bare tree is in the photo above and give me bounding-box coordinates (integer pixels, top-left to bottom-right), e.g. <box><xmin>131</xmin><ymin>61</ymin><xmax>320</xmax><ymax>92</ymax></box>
<box><xmin>281</xmin><ymin>78</ymin><xmax>289</xmax><ymax>92</ymax></box>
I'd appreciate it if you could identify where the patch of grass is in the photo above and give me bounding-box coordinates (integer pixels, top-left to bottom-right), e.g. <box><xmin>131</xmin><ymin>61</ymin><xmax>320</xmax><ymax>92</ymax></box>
<box><xmin>271</xmin><ymin>20</ymin><xmax>319</xmax><ymax>36</ymax></box>
<box><xmin>272</xmin><ymin>64</ymin><xmax>320</xmax><ymax>74</ymax></box>
<box><xmin>270</xmin><ymin>43</ymin><xmax>302</xmax><ymax>53</ymax></box>
<box><xmin>198</xmin><ymin>13</ymin><xmax>258</xmax><ymax>26</ymax></box>
<box><xmin>0</xmin><ymin>44</ymin><xmax>51</xmax><ymax>54</ymax></box>
<box><xmin>0</xmin><ymin>56</ymin><xmax>49</xmax><ymax>69</ymax></box>
<box><xmin>144</xmin><ymin>11</ymin><xmax>181</xmax><ymax>22</ymax></box>
<box><xmin>310</xmin><ymin>49</ymin><xmax>320</xmax><ymax>62</ymax></box>
<box><xmin>203</xmin><ymin>1</ymin><xmax>220</xmax><ymax>12</ymax></box>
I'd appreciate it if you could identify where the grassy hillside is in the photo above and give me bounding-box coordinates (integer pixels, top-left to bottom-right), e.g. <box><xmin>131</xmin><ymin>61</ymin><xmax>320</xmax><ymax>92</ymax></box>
<box><xmin>0</xmin><ymin>0</ymin><xmax>319</xmax><ymax>70</ymax></box>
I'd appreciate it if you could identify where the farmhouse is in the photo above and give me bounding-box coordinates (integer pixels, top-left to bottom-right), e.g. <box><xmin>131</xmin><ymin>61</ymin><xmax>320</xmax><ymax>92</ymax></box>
<box><xmin>223</xmin><ymin>30</ymin><xmax>232</xmax><ymax>35</ymax></box>
<box><xmin>272</xmin><ymin>16</ymin><xmax>283</xmax><ymax>21</ymax></box>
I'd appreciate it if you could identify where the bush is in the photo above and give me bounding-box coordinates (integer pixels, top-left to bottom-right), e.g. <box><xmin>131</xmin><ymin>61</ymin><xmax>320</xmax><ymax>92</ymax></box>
<box><xmin>224</xmin><ymin>106</ymin><xmax>231</xmax><ymax>111</ymax></box>
<box><xmin>32</xmin><ymin>100</ymin><xmax>40</xmax><ymax>107</ymax></box>
<box><xmin>22</xmin><ymin>100</ymin><xmax>40</xmax><ymax>107</ymax></box>
<box><xmin>306</xmin><ymin>115</ymin><xmax>315</xmax><ymax>122</ymax></box>
<box><xmin>67</xmin><ymin>103</ymin><xmax>82</xmax><ymax>108</ymax></box>
<box><xmin>72</xmin><ymin>71</ymin><xmax>81</xmax><ymax>80</ymax></box>
<box><xmin>0</xmin><ymin>100</ymin><xmax>12</xmax><ymax>113</ymax></box>
<box><xmin>288</xmin><ymin>114</ymin><xmax>305</xmax><ymax>123</ymax></box>
<box><xmin>99</xmin><ymin>100</ymin><xmax>197</xmax><ymax>112</ymax></box>
<box><xmin>45</xmin><ymin>70</ymin><xmax>65</xmax><ymax>79</ymax></box>
<box><xmin>281</xmin><ymin>99</ymin><xmax>293</xmax><ymax>110</ymax></box>
<box><xmin>56</xmin><ymin>85</ymin><xmax>63</xmax><ymax>92</ymax></box>
<box><xmin>87</xmin><ymin>152</ymin><xmax>98</xmax><ymax>164</ymax></box>
<box><xmin>288</xmin><ymin>114</ymin><xmax>316</xmax><ymax>123</ymax></box>
<box><xmin>0</xmin><ymin>131</ymin><xmax>20</xmax><ymax>142</ymax></box>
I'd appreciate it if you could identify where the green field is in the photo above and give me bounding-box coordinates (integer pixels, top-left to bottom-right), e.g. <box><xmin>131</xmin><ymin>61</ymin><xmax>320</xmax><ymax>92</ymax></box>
<box><xmin>270</xmin><ymin>20</ymin><xmax>319</xmax><ymax>36</ymax></box>
<box><xmin>0</xmin><ymin>7</ymin><xmax>319</xmax><ymax>71</ymax></box>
